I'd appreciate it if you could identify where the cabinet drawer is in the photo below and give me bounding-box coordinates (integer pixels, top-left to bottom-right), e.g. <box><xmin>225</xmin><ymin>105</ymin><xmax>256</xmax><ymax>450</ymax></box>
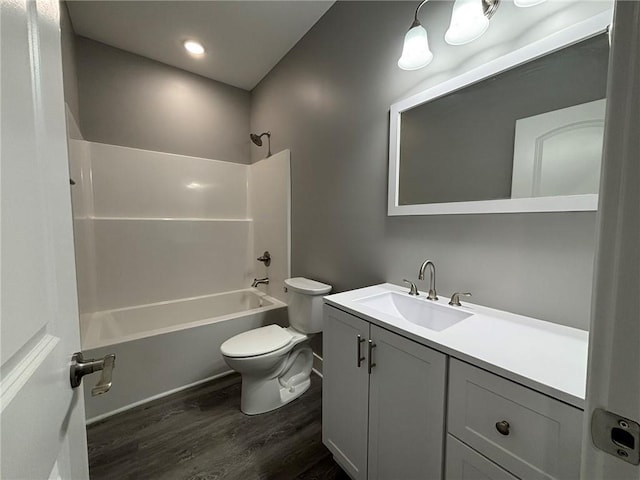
<box><xmin>446</xmin><ymin>435</ymin><xmax>518</xmax><ymax>480</ymax></box>
<box><xmin>448</xmin><ymin>359</ymin><xmax>583</xmax><ymax>480</ymax></box>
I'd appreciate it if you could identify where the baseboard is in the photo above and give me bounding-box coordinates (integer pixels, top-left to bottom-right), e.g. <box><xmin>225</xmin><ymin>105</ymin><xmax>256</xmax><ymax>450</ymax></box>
<box><xmin>88</xmin><ymin>355</ymin><xmax>325</xmax><ymax>425</ymax></box>
<box><xmin>85</xmin><ymin>370</ymin><xmax>235</xmax><ymax>425</ymax></box>
<box><xmin>312</xmin><ymin>352</ymin><xmax>323</xmax><ymax>378</ymax></box>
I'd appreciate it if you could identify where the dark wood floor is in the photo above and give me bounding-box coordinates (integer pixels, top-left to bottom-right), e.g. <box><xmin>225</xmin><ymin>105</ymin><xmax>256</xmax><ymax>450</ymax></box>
<box><xmin>87</xmin><ymin>373</ymin><xmax>350</xmax><ymax>480</ymax></box>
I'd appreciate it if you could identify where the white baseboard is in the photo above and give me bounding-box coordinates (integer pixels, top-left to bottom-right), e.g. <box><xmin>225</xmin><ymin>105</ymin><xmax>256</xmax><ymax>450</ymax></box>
<box><xmin>85</xmin><ymin>370</ymin><xmax>235</xmax><ymax>425</ymax></box>
<box><xmin>88</xmin><ymin>354</ymin><xmax>325</xmax><ymax>425</ymax></box>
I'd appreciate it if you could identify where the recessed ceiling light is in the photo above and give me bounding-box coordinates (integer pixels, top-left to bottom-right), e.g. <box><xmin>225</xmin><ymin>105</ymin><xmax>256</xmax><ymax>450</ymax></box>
<box><xmin>184</xmin><ymin>40</ymin><xmax>205</xmax><ymax>55</ymax></box>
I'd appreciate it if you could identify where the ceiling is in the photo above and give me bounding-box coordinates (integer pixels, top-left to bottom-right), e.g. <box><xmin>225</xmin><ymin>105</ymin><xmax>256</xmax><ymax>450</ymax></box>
<box><xmin>67</xmin><ymin>1</ymin><xmax>334</xmax><ymax>91</ymax></box>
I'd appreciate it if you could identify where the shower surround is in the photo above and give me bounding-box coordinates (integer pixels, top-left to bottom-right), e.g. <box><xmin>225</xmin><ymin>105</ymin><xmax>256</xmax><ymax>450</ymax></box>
<box><xmin>68</xmin><ymin>140</ymin><xmax>291</xmax><ymax>420</ymax></box>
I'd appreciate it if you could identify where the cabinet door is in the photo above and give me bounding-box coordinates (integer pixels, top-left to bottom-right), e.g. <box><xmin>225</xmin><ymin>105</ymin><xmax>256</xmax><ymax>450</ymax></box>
<box><xmin>323</xmin><ymin>306</ymin><xmax>370</xmax><ymax>480</ymax></box>
<box><xmin>446</xmin><ymin>435</ymin><xmax>518</xmax><ymax>480</ymax></box>
<box><xmin>368</xmin><ymin>325</ymin><xmax>447</xmax><ymax>480</ymax></box>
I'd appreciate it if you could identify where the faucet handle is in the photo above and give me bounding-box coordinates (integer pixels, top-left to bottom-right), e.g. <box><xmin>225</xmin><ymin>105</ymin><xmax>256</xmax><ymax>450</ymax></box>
<box><xmin>257</xmin><ymin>251</ymin><xmax>271</xmax><ymax>266</ymax></box>
<box><xmin>402</xmin><ymin>279</ymin><xmax>420</xmax><ymax>296</ymax></box>
<box><xmin>449</xmin><ymin>292</ymin><xmax>472</xmax><ymax>307</ymax></box>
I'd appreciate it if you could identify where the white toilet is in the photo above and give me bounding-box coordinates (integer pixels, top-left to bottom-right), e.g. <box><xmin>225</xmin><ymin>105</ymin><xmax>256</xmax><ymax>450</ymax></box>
<box><xmin>221</xmin><ymin>277</ymin><xmax>331</xmax><ymax>415</ymax></box>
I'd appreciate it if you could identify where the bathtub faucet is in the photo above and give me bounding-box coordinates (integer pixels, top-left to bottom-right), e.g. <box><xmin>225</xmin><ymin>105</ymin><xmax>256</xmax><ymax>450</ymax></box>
<box><xmin>252</xmin><ymin>277</ymin><xmax>269</xmax><ymax>288</ymax></box>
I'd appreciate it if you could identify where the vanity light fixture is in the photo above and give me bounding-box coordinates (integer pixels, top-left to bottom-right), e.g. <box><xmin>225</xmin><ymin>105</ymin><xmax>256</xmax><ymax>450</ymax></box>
<box><xmin>398</xmin><ymin>0</ymin><xmax>501</xmax><ymax>70</ymax></box>
<box><xmin>183</xmin><ymin>40</ymin><xmax>205</xmax><ymax>55</ymax></box>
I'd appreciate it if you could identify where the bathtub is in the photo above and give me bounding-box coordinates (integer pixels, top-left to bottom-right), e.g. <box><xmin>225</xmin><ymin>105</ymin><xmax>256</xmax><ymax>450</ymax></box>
<box><xmin>81</xmin><ymin>288</ymin><xmax>287</xmax><ymax>423</ymax></box>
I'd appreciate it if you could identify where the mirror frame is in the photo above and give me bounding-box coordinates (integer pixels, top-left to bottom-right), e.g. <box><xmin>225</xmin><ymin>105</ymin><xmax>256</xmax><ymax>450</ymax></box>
<box><xmin>388</xmin><ymin>10</ymin><xmax>612</xmax><ymax>216</ymax></box>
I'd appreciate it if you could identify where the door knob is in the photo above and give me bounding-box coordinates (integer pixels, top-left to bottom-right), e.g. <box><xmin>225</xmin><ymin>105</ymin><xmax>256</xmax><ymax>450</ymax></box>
<box><xmin>70</xmin><ymin>352</ymin><xmax>116</xmax><ymax>396</ymax></box>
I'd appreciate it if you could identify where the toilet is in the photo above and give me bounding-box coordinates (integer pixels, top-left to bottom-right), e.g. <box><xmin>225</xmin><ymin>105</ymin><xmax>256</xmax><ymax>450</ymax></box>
<box><xmin>221</xmin><ymin>277</ymin><xmax>331</xmax><ymax>415</ymax></box>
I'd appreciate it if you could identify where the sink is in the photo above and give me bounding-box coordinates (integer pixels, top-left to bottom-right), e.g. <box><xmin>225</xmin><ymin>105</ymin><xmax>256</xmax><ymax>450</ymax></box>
<box><xmin>355</xmin><ymin>291</ymin><xmax>471</xmax><ymax>332</ymax></box>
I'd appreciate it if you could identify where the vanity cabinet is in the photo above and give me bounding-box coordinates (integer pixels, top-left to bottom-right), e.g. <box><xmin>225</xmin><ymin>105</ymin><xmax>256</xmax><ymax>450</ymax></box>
<box><xmin>323</xmin><ymin>305</ymin><xmax>447</xmax><ymax>480</ymax></box>
<box><xmin>323</xmin><ymin>300</ymin><xmax>585</xmax><ymax>480</ymax></box>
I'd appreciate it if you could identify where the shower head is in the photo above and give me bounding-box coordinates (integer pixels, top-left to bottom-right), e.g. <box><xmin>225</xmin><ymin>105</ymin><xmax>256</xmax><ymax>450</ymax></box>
<box><xmin>250</xmin><ymin>133</ymin><xmax>264</xmax><ymax>146</ymax></box>
<box><xmin>249</xmin><ymin>131</ymin><xmax>272</xmax><ymax>157</ymax></box>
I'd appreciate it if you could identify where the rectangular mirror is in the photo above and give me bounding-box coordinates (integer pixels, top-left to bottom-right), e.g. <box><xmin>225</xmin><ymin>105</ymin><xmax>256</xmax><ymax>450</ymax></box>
<box><xmin>388</xmin><ymin>12</ymin><xmax>611</xmax><ymax>216</ymax></box>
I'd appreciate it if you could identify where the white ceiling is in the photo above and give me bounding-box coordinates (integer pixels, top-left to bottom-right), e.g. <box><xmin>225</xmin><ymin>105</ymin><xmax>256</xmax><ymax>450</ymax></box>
<box><xmin>67</xmin><ymin>1</ymin><xmax>334</xmax><ymax>91</ymax></box>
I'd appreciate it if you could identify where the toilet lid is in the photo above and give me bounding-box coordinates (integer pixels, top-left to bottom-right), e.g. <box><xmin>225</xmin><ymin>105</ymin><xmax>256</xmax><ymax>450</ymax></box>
<box><xmin>221</xmin><ymin>325</ymin><xmax>293</xmax><ymax>358</ymax></box>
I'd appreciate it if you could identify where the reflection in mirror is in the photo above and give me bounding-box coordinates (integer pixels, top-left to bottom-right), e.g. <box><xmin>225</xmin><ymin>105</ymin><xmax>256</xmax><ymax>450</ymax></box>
<box><xmin>511</xmin><ymin>99</ymin><xmax>605</xmax><ymax>198</ymax></box>
<box><xmin>397</xmin><ymin>33</ymin><xmax>609</xmax><ymax>208</ymax></box>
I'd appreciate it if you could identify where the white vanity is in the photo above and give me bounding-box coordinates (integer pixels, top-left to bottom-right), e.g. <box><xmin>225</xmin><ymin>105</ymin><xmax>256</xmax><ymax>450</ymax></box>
<box><xmin>322</xmin><ymin>283</ymin><xmax>588</xmax><ymax>480</ymax></box>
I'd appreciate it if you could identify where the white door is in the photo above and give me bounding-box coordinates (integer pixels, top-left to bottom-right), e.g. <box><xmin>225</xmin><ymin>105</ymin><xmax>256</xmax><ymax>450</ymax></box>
<box><xmin>581</xmin><ymin>1</ymin><xmax>640</xmax><ymax>478</ymax></box>
<box><xmin>0</xmin><ymin>0</ymin><xmax>90</xmax><ymax>478</ymax></box>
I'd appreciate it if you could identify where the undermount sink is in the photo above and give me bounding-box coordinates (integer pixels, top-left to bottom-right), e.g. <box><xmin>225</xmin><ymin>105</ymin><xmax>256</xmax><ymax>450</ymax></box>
<box><xmin>355</xmin><ymin>291</ymin><xmax>471</xmax><ymax>332</ymax></box>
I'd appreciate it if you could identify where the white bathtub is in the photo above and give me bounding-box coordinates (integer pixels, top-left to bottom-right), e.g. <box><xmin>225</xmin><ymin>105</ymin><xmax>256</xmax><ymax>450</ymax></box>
<box><xmin>81</xmin><ymin>289</ymin><xmax>287</xmax><ymax>423</ymax></box>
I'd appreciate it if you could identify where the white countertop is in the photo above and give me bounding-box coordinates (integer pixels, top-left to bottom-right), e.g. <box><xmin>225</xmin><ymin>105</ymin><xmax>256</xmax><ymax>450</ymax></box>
<box><xmin>324</xmin><ymin>283</ymin><xmax>589</xmax><ymax>409</ymax></box>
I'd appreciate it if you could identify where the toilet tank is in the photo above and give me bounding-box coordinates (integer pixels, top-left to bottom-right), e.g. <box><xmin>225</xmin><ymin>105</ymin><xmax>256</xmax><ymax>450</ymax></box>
<box><xmin>285</xmin><ymin>277</ymin><xmax>332</xmax><ymax>333</ymax></box>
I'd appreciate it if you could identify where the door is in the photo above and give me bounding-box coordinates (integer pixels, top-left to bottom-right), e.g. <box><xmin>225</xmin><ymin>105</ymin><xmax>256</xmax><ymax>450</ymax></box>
<box><xmin>322</xmin><ymin>305</ymin><xmax>370</xmax><ymax>480</ymax></box>
<box><xmin>367</xmin><ymin>325</ymin><xmax>447</xmax><ymax>480</ymax></box>
<box><xmin>1</xmin><ymin>0</ymin><xmax>89</xmax><ymax>478</ymax></box>
<box><xmin>581</xmin><ymin>2</ymin><xmax>640</xmax><ymax>478</ymax></box>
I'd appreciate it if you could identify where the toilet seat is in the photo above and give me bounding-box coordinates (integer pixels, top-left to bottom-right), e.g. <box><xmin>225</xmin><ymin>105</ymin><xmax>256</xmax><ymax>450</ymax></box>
<box><xmin>221</xmin><ymin>325</ymin><xmax>293</xmax><ymax>358</ymax></box>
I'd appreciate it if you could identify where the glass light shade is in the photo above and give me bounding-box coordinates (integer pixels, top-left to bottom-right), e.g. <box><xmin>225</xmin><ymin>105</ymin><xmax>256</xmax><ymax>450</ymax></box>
<box><xmin>398</xmin><ymin>24</ymin><xmax>434</xmax><ymax>70</ymax></box>
<box><xmin>514</xmin><ymin>0</ymin><xmax>546</xmax><ymax>7</ymax></box>
<box><xmin>444</xmin><ymin>0</ymin><xmax>490</xmax><ymax>46</ymax></box>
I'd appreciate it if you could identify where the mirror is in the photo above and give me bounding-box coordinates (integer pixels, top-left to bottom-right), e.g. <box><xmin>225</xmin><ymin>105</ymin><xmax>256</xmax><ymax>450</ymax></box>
<box><xmin>388</xmin><ymin>13</ymin><xmax>611</xmax><ymax>216</ymax></box>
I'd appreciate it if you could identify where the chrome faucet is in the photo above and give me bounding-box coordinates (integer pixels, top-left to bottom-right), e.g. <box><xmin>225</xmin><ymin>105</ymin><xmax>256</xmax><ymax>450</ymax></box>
<box><xmin>418</xmin><ymin>259</ymin><xmax>438</xmax><ymax>300</ymax></box>
<box><xmin>251</xmin><ymin>277</ymin><xmax>269</xmax><ymax>287</ymax></box>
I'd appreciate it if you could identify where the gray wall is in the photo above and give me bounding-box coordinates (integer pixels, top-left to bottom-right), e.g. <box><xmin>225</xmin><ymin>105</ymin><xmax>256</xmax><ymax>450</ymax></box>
<box><xmin>76</xmin><ymin>37</ymin><xmax>251</xmax><ymax>163</ymax></box>
<box><xmin>251</xmin><ymin>1</ymin><xmax>605</xmax><ymax>331</ymax></box>
<box><xmin>60</xmin><ymin>2</ymin><xmax>80</xmax><ymax>125</ymax></box>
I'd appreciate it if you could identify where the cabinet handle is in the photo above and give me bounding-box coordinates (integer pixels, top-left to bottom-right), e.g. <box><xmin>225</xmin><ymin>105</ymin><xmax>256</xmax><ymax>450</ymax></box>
<box><xmin>356</xmin><ymin>335</ymin><xmax>366</xmax><ymax>367</ymax></box>
<box><xmin>495</xmin><ymin>420</ymin><xmax>510</xmax><ymax>436</ymax></box>
<box><xmin>368</xmin><ymin>340</ymin><xmax>377</xmax><ymax>374</ymax></box>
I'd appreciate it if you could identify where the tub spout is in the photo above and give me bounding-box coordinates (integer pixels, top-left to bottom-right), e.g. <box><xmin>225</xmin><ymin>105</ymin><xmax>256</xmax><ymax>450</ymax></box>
<box><xmin>252</xmin><ymin>277</ymin><xmax>269</xmax><ymax>288</ymax></box>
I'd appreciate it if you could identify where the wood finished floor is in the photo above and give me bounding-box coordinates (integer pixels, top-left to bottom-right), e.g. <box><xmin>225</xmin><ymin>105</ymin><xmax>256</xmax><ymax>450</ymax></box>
<box><xmin>87</xmin><ymin>374</ymin><xmax>349</xmax><ymax>480</ymax></box>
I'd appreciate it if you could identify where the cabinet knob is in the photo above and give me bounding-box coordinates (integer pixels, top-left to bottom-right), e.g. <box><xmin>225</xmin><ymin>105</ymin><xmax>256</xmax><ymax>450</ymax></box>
<box><xmin>495</xmin><ymin>420</ymin><xmax>510</xmax><ymax>436</ymax></box>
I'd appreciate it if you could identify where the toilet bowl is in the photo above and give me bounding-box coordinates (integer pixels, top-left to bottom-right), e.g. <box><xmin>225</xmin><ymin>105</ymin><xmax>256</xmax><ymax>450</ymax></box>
<box><xmin>221</xmin><ymin>277</ymin><xmax>331</xmax><ymax>415</ymax></box>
